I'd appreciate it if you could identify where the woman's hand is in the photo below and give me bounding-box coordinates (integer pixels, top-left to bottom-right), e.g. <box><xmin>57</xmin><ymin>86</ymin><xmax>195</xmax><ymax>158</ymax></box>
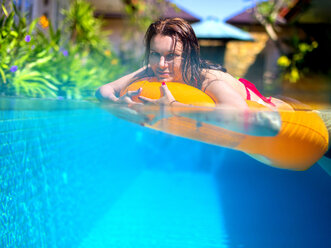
<box><xmin>116</xmin><ymin>88</ymin><xmax>143</xmax><ymax>105</ymax></box>
<box><xmin>96</xmin><ymin>86</ymin><xmax>143</xmax><ymax>105</ymax></box>
<box><xmin>138</xmin><ymin>82</ymin><xmax>176</xmax><ymax>105</ymax></box>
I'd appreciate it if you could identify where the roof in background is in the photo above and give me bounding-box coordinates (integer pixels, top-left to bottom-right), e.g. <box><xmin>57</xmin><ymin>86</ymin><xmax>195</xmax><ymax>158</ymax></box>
<box><xmin>225</xmin><ymin>8</ymin><xmax>259</xmax><ymax>25</ymax></box>
<box><xmin>192</xmin><ymin>17</ymin><xmax>254</xmax><ymax>41</ymax></box>
<box><xmin>162</xmin><ymin>5</ymin><xmax>200</xmax><ymax>22</ymax></box>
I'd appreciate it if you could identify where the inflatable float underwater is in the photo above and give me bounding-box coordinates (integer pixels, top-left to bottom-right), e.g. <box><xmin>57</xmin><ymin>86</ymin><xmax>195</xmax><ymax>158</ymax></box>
<box><xmin>114</xmin><ymin>80</ymin><xmax>330</xmax><ymax>172</ymax></box>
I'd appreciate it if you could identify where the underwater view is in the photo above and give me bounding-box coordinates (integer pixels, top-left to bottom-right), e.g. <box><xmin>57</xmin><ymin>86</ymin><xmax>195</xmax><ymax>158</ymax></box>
<box><xmin>1</xmin><ymin>97</ymin><xmax>330</xmax><ymax>248</ymax></box>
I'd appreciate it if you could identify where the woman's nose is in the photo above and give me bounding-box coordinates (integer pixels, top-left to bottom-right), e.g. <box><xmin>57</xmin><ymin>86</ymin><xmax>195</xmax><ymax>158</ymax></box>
<box><xmin>158</xmin><ymin>56</ymin><xmax>167</xmax><ymax>68</ymax></box>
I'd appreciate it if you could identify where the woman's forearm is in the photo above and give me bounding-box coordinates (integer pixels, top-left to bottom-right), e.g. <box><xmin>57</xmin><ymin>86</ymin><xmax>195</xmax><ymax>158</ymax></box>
<box><xmin>96</xmin><ymin>66</ymin><xmax>149</xmax><ymax>102</ymax></box>
<box><xmin>172</xmin><ymin>105</ymin><xmax>281</xmax><ymax>137</ymax></box>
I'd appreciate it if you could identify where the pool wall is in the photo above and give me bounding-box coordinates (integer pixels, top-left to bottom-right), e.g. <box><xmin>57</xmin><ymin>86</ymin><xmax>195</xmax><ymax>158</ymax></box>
<box><xmin>0</xmin><ymin>98</ymin><xmax>219</xmax><ymax>247</ymax></box>
<box><xmin>0</xmin><ymin>99</ymin><xmax>144</xmax><ymax>247</ymax></box>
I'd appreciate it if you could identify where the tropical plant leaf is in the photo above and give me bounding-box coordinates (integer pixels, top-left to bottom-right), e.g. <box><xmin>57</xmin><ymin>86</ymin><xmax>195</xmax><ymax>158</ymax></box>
<box><xmin>34</xmin><ymin>77</ymin><xmax>58</xmax><ymax>91</ymax></box>
<box><xmin>9</xmin><ymin>30</ymin><xmax>18</xmax><ymax>37</ymax></box>
<box><xmin>1</xmin><ymin>4</ymin><xmax>8</xmax><ymax>17</ymax></box>
<box><xmin>28</xmin><ymin>18</ymin><xmax>39</xmax><ymax>34</ymax></box>
<box><xmin>0</xmin><ymin>67</ymin><xmax>6</xmax><ymax>83</ymax></box>
<box><xmin>43</xmin><ymin>73</ymin><xmax>62</xmax><ymax>85</ymax></box>
<box><xmin>4</xmin><ymin>12</ymin><xmax>14</xmax><ymax>29</ymax></box>
<box><xmin>26</xmin><ymin>56</ymin><xmax>54</xmax><ymax>69</ymax></box>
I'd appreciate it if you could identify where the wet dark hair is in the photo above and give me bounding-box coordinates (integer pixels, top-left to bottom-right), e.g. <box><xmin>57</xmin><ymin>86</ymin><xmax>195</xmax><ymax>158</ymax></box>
<box><xmin>144</xmin><ymin>18</ymin><xmax>225</xmax><ymax>89</ymax></box>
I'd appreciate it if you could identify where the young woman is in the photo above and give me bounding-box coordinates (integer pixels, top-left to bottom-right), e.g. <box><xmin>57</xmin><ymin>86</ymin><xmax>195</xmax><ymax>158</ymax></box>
<box><xmin>96</xmin><ymin>18</ymin><xmax>290</xmax><ymax>111</ymax></box>
<box><xmin>96</xmin><ymin>18</ymin><xmax>330</xmax><ymax>171</ymax></box>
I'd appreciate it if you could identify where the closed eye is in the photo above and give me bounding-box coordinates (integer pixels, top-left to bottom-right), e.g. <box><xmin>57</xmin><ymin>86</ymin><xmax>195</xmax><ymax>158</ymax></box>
<box><xmin>165</xmin><ymin>53</ymin><xmax>175</xmax><ymax>61</ymax></box>
<box><xmin>150</xmin><ymin>52</ymin><xmax>160</xmax><ymax>59</ymax></box>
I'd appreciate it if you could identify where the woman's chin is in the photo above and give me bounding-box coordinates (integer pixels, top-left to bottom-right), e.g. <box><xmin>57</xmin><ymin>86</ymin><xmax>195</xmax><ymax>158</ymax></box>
<box><xmin>157</xmin><ymin>76</ymin><xmax>173</xmax><ymax>82</ymax></box>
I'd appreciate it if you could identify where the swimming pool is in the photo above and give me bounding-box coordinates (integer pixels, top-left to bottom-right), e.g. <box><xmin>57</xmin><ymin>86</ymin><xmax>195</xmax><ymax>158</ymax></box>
<box><xmin>1</xmin><ymin>97</ymin><xmax>331</xmax><ymax>248</ymax></box>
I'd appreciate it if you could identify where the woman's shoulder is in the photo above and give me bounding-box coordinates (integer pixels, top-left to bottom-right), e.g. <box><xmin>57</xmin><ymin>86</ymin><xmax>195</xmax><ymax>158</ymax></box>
<box><xmin>201</xmin><ymin>68</ymin><xmax>225</xmax><ymax>81</ymax></box>
<box><xmin>202</xmin><ymin>69</ymin><xmax>240</xmax><ymax>83</ymax></box>
<box><xmin>201</xmin><ymin>69</ymin><xmax>243</xmax><ymax>92</ymax></box>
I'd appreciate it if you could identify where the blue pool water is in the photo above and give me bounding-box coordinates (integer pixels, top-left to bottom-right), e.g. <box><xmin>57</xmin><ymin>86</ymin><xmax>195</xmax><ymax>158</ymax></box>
<box><xmin>1</xmin><ymin>97</ymin><xmax>331</xmax><ymax>248</ymax></box>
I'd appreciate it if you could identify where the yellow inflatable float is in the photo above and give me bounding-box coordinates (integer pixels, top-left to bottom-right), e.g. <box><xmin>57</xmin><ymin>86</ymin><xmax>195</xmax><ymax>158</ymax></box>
<box><xmin>120</xmin><ymin>80</ymin><xmax>329</xmax><ymax>171</ymax></box>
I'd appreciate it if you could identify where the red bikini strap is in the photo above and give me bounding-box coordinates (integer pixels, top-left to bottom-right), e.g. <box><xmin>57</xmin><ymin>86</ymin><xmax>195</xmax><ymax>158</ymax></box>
<box><xmin>244</xmin><ymin>83</ymin><xmax>251</xmax><ymax>100</ymax></box>
<box><xmin>238</xmin><ymin>78</ymin><xmax>276</xmax><ymax>107</ymax></box>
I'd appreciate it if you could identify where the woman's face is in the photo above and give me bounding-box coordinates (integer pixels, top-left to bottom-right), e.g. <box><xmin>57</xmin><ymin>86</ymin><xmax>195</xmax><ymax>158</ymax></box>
<box><xmin>149</xmin><ymin>34</ymin><xmax>183</xmax><ymax>82</ymax></box>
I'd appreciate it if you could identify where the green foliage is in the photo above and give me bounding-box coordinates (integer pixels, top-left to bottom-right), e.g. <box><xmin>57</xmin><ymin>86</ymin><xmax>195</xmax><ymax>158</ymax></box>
<box><xmin>0</xmin><ymin>3</ymin><xmax>47</xmax><ymax>97</ymax></box>
<box><xmin>252</xmin><ymin>0</ymin><xmax>318</xmax><ymax>83</ymax></box>
<box><xmin>256</xmin><ymin>1</ymin><xmax>277</xmax><ymax>23</ymax></box>
<box><xmin>255</xmin><ymin>0</ymin><xmax>292</xmax><ymax>24</ymax></box>
<box><xmin>277</xmin><ymin>40</ymin><xmax>318</xmax><ymax>83</ymax></box>
<box><xmin>62</xmin><ymin>0</ymin><xmax>109</xmax><ymax>50</ymax></box>
<box><xmin>0</xmin><ymin>0</ymin><xmax>126</xmax><ymax>99</ymax></box>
